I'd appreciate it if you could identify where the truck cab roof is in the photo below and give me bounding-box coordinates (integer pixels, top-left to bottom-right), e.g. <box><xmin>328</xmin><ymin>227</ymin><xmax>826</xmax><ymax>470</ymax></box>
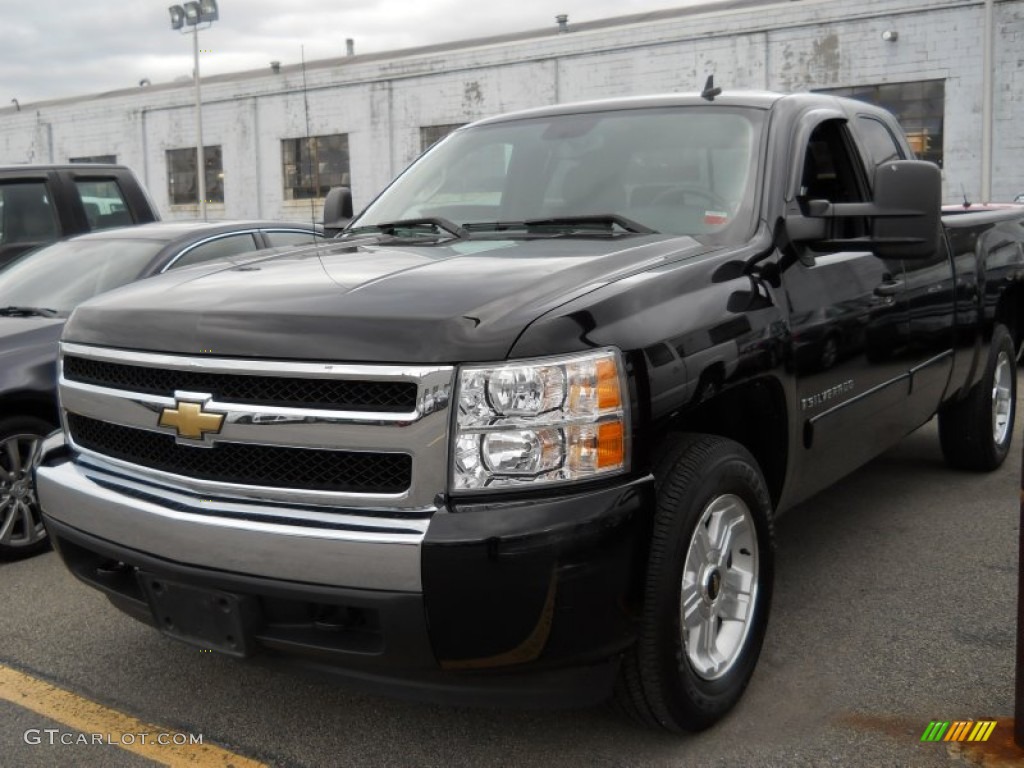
<box><xmin>468</xmin><ymin>90</ymin><xmax>892</xmax><ymax>128</ymax></box>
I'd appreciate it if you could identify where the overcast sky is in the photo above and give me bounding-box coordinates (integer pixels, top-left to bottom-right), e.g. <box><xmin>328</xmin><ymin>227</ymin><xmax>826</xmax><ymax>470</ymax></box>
<box><xmin>1</xmin><ymin>0</ymin><xmax>728</xmax><ymax>106</ymax></box>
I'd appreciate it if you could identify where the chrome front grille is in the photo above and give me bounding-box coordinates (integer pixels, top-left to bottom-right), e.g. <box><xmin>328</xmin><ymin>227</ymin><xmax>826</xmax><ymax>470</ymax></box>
<box><xmin>63</xmin><ymin>355</ymin><xmax>418</xmax><ymax>411</ymax></box>
<box><xmin>67</xmin><ymin>413</ymin><xmax>413</xmax><ymax>494</ymax></box>
<box><xmin>58</xmin><ymin>343</ymin><xmax>454</xmax><ymax>511</ymax></box>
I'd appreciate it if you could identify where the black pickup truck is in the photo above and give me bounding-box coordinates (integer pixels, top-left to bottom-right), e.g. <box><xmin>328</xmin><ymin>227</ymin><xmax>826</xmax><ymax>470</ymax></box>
<box><xmin>0</xmin><ymin>164</ymin><xmax>159</xmax><ymax>269</ymax></box>
<box><xmin>34</xmin><ymin>91</ymin><xmax>1024</xmax><ymax>731</ymax></box>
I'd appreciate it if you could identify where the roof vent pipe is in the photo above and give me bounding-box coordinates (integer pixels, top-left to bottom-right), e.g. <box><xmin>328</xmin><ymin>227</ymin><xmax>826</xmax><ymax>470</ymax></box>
<box><xmin>270</xmin><ymin>61</ymin><xmax>281</xmax><ymax>74</ymax></box>
<box><xmin>556</xmin><ymin>14</ymin><xmax>569</xmax><ymax>33</ymax></box>
<box><xmin>346</xmin><ymin>38</ymin><xmax>355</xmax><ymax>56</ymax></box>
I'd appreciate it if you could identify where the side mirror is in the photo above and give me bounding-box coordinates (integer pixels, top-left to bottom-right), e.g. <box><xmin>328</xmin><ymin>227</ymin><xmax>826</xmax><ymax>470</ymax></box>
<box><xmin>783</xmin><ymin>213</ymin><xmax>828</xmax><ymax>245</ymax></box>
<box><xmin>785</xmin><ymin>160</ymin><xmax>941</xmax><ymax>260</ymax></box>
<box><xmin>870</xmin><ymin>160</ymin><xmax>941</xmax><ymax>260</ymax></box>
<box><xmin>322</xmin><ymin>186</ymin><xmax>353</xmax><ymax>236</ymax></box>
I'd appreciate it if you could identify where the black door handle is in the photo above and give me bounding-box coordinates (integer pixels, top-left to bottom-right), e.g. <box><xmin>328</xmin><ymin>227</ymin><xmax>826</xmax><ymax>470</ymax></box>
<box><xmin>874</xmin><ymin>279</ymin><xmax>904</xmax><ymax>297</ymax></box>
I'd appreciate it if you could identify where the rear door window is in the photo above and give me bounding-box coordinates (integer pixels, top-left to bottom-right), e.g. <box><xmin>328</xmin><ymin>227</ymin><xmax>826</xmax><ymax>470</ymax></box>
<box><xmin>0</xmin><ymin>181</ymin><xmax>59</xmax><ymax>245</ymax></box>
<box><xmin>75</xmin><ymin>178</ymin><xmax>133</xmax><ymax>230</ymax></box>
<box><xmin>262</xmin><ymin>230</ymin><xmax>322</xmax><ymax>248</ymax></box>
<box><xmin>167</xmin><ymin>233</ymin><xmax>260</xmax><ymax>270</ymax></box>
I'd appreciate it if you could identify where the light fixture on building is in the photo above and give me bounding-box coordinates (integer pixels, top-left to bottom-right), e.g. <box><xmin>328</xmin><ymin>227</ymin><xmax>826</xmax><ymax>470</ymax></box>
<box><xmin>167</xmin><ymin>0</ymin><xmax>219</xmax><ymax>220</ymax></box>
<box><xmin>882</xmin><ymin>29</ymin><xmax>899</xmax><ymax>42</ymax></box>
<box><xmin>139</xmin><ymin>78</ymin><xmax>152</xmax><ymax>87</ymax></box>
<box><xmin>10</xmin><ymin>99</ymin><xmax>19</xmax><ymax>112</ymax></box>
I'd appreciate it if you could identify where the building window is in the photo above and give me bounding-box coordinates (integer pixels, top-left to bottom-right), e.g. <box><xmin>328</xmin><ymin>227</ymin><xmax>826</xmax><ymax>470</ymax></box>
<box><xmin>282</xmin><ymin>134</ymin><xmax>350</xmax><ymax>200</ymax></box>
<box><xmin>420</xmin><ymin>124</ymin><xmax>465</xmax><ymax>152</ymax></box>
<box><xmin>167</xmin><ymin>146</ymin><xmax>224</xmax><ymax>205</ymax></box>
<box><xmin>818</xmin><ymin>80</ymin><xmax>945</xmax><ymax>167</ymax></box>
<box><xmin>70</xmin><ymin>154</ymin><xmax>117</xmax><ymax>164</ymax></box>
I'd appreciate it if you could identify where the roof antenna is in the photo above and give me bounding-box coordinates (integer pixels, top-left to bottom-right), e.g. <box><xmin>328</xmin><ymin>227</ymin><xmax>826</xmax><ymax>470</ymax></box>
<box><xmin>701</xmin><ymin>75</ymin><xmax>722</xmax><ymax>102</ymax></box>
<box><xmin>960</xmin><ymin>182</ymin><xmax>972</xmax><ymax>209</ymax></box>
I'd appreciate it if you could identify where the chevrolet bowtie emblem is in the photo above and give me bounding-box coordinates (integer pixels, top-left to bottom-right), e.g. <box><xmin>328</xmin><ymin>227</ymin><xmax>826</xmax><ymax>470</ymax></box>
<box><xmin>159</xmin><ymin>400</ymin><xmax>225</xmax><ymax>440</ymax></box>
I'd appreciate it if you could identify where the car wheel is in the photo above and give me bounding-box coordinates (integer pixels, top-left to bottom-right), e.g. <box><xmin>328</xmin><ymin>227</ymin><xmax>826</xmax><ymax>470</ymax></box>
<box><xmin>938</xmin><ymin>324</ymin><xmax>1017</xmax><ymax>471</ymax></box>
<box><xmin>616</xmin><ymin>434</ymin><xmax>774</xmax><ymax>731</ymax></box>
<box><xmin>0</xmin><ymin>416</ymin><xmax>54</xmax><ymax>561</ymax></box>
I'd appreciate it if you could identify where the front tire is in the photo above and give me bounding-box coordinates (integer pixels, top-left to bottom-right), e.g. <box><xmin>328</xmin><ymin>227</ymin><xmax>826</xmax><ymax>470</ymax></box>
<box><xmin>939</xmin><ymin>324</ymin><xmax>1017</xmax><ymax>471</ymax></box>
<box><xmin>0</xmin><ymin>416</ymin><xmax>54</xmax><ymax>561</ymax></box>
<box><xmin>616</xmin><ymin>434</ymin><xmax>774</xmax><ymax>732</ymax></box>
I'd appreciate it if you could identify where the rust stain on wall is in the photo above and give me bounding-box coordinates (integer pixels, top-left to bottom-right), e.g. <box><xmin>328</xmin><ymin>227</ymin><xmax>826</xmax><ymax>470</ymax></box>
<box><xmin>463</xmin><ymin>81</ymin><xmax>484</xmax><ymax>112</ymax></box>
<box><xmin>811</xmin><ymin>33</ymin><xmax>841</xmax><ymax>83</ymax></box>
<box><xmin>777</xmin><ymin>32</ymin><xmax>840</xmax><ymax>91</ymax></box>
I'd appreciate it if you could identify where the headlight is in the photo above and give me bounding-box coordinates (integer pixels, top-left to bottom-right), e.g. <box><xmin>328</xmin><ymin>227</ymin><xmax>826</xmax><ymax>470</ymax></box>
<box><xmin>452</xmin><ymin>348</ymin><xmax>629</xmax><ymax>491</ymax></box>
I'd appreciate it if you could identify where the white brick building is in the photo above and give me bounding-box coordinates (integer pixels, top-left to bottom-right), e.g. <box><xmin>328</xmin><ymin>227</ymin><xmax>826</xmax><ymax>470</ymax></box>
<box><xmin>1</xmin><ymin>0</ymin><xmax>1020</xmax><ymax>218</ymax></box>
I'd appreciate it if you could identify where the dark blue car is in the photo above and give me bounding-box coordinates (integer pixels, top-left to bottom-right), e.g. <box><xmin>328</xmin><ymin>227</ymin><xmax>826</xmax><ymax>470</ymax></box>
<box><xmin>0</xmin><ymin>220</ymin><xmax>323</xmax><ymax>559</ymax></box>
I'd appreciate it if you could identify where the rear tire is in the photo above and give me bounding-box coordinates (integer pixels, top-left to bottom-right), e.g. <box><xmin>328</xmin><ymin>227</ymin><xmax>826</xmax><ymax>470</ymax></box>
<box><xmin>615</xmin><ymin>434</ymin><xmax>774</xmax><ymax>732</ymax></box>
<box><xmin>0</xmin><ymin>416</ymin><xmax>54</xmax><ymax>561</ymax></box>
<box><xmin>939</xmin><ymin>324</ymin><xmax>1017</xmax><ymax>471</ymax></box>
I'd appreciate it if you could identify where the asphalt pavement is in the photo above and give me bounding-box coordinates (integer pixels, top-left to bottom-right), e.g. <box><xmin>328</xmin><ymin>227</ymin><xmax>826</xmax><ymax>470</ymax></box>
<box><xmin>1</xmin><ymin>416</ymin><xmax>1021</xmax><ymax>767</ymax></box>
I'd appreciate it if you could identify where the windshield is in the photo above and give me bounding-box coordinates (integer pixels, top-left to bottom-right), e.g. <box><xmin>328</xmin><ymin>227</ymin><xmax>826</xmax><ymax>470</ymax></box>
<box><xmin>0</xmin><ymin>238</ymin><xmax>164</xmax><ymax>315</ymax></box>
<box><xmin>355</xmin><ymin>106</ymin><xmax>765</xmax><ymax>242</ymax></box>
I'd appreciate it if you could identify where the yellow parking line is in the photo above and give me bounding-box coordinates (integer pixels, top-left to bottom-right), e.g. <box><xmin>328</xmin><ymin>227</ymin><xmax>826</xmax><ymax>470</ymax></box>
<box><xmin>0</xmin><ymin>663</ymin><xmax>267</xmax><ymax>767</ymax></box>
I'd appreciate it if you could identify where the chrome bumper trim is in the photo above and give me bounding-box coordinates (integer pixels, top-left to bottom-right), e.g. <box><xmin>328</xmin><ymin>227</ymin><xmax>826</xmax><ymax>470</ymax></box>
<box><xmin>37</xmin><ymin>458</ymin><xmax>428</xmax><ymax>592</ymax></box>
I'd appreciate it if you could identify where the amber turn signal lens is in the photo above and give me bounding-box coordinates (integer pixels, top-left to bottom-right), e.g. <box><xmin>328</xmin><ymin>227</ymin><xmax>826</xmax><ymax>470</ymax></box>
<box><xmin>597</xmin><ymin>421</ymin><xmax>625</xmax><ymax>469</ymax></box>
<box><xmin>596</xmin><ymin>358</ymin><xmax>622</xmax><ymax>410</ymax></box>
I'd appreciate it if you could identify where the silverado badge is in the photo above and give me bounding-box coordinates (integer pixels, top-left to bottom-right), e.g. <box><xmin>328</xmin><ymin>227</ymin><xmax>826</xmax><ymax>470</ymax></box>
<box><xmin>159</xmin><ymin>400</ymin><xmax>225</xmax><ymax>440</ymax></box>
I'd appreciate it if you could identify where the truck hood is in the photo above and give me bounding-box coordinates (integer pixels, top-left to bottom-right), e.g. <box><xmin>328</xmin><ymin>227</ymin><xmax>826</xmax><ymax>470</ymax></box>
<box><xmin>64</xmin><ymin>235</ymin><xmax>719</xmax><ymax>363</ymax></box>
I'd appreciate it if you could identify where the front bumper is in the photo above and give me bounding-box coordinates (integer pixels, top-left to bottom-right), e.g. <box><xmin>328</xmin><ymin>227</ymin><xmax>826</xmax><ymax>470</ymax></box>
<box><xmin>37</xmin><ymin>450</ymin><xmax>655</xmax><ymax>707</ymax></box>
<box><xmin>36</xmin><ymin>455</ymin><xmax>426</xmax><ymax>591</ymax></box>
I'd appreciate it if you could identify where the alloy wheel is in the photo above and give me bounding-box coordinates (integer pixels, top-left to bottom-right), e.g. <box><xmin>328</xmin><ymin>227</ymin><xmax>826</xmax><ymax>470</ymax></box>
<box><xmin>679</xmin><ymin>493</ymin><xmax>759</xmax><ymax>680</ymax></box>
<box><xmin>0</xmin><ymin>434</ymin><xmax>46</xmax><ymax>550</ymax></box>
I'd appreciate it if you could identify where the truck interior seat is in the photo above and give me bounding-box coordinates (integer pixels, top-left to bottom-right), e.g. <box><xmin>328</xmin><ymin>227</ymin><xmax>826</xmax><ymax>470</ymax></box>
<box><xmin>629</xmin><ymin>185</ymin><xmax>675</xmax><ymax>207</ymax></box>
<box><xmin>83</xmin><ymin>202</ymin><xmax>100</xmax><ymax>228</ymax></box>
<box><xmin>95</xmin><ymin>210</ymin><xmax>134</xmax><ymax>230</ymax></box>
<box><xmin>559</xmin><ymin>159</ymin><xmax>628</xmax><ymax>215</ymax></box>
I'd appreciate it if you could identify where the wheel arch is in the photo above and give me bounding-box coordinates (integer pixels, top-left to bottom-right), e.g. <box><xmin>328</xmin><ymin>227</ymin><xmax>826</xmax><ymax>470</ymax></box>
<box><xmin>657</xmin><ymin>376</ymin><xmax>788</xmax><ymax>507</ymax></box>
<box><xmin>0</xmin><ymin>393</ymin><xmax>60</xmax><ymax>430</ymax></box>
<box><xmin>994</xmin><ymin>283</ymin><xmax>1024</xmax><ymax>357</ymax></box>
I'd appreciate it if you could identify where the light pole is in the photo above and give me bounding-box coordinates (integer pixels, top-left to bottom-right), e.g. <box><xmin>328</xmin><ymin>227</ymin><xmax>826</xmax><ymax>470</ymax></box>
<box><xmin>981</xmin><ymin>0</ymin><xmax>994</xmax><ymax>204</ymax></box>
<box><xmin>169</xmin><ymin>1</ymin><xmax>219</xmax><ymax>220</ymax></box>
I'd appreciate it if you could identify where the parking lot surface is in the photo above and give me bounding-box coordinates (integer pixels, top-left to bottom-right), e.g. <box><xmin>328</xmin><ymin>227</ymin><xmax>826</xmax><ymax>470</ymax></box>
<box><xmin>1</xmin><ymin>417</ymin><xmax>1021</xmax><ymax>767</ymax></box>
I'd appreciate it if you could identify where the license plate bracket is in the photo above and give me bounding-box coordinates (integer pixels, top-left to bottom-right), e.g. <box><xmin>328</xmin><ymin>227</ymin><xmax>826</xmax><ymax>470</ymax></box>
<box><xmin>137</xmin><ymin>573</ymin><xmax>259</xmax><ymax>657</ymax></box>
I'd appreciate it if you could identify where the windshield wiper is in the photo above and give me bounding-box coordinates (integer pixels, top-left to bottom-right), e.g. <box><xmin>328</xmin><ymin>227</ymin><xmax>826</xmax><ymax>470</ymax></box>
<box><xmin>0</xmin><ymin>306</ymin><xmax>60</xmax><ymax>317</ymax></box>
<box><xmin>342</xmin><ymin>217</ymin><xmax>468</xmax><ymax>241</ymax></box>
<box><xmin>463</xmin><ymin>214</ymin><xmax>657</xmax><ymax>235</ymax></box>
